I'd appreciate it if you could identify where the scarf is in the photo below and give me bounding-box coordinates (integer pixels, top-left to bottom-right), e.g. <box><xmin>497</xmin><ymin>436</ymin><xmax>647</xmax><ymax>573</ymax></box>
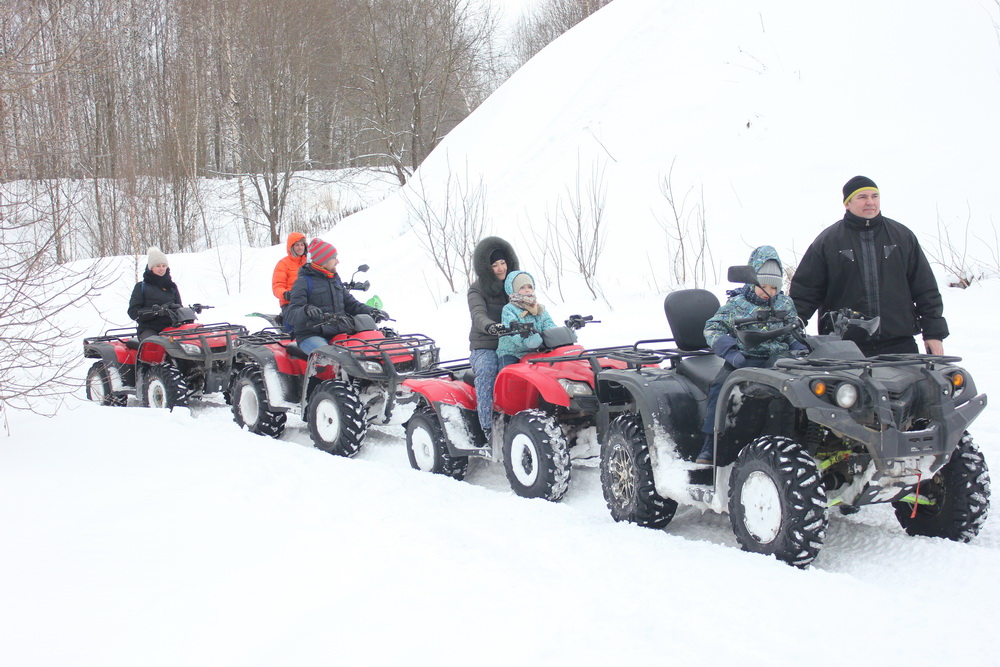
<box><xmin>509</xmin><ymin>293</ymin><xmax>543</xmax><ymax>317</ymax></box>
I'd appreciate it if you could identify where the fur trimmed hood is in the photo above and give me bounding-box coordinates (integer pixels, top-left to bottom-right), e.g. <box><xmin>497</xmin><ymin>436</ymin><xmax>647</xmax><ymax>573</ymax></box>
<box><xmin>472</xmin><ymin>236</ymin><xmax>519</xmax><ymax>293</ymax></box>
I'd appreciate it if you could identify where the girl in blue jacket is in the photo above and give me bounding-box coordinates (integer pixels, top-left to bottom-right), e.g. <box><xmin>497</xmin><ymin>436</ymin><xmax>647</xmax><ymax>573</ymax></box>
<box><xmin>496</xmin><ymin>270</ymin><xmax>556</xmax><ymax>366</ymax></box>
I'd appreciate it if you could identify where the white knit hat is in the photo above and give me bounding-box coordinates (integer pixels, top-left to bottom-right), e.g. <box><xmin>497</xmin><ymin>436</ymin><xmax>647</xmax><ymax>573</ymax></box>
<box><xmin>756</xmin><ymin>259</ymin><xmax>783</xmax><ymax>287</ymax></box>
<box><xmin>147</xmin><ymin>247</ymin><xmax>169</xmax><ymax>269</ymax></box>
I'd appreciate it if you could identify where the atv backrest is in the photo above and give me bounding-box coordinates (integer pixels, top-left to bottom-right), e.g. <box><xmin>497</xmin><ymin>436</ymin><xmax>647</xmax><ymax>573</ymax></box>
<box><xmin>663</xmin><ymin>289</ymin><xmax>721</xmax><ymax>351</ymax></box>
<box><xmin>353</xmin><ymin>313</ymin><xmax>377</xmax><ymax>332</ymax></box>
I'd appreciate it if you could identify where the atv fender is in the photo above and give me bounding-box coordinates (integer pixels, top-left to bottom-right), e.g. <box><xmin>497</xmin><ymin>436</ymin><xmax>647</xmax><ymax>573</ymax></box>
<box><xmin>83</xmin><ymin>341</ymin><xmax>130</xmax><ymax>393</ymax></box>
<box><xmin>596</xmin><ymin>368</ymin><xmax>704</xmax><ymax>461</ymax></box>
<box><xmin>403</xmin><ymin>377</ymin><xmax>477</xmax><ymax>410</ymax></box>
<box><xmin>494</xmin><ymin>363</ymin><xmax>571</xmax><ymax>412</ymax></box>
<box><xmin>233</xmin><ymin>344</ymin><xmax>301</xmax><ymax>411</ymax></box>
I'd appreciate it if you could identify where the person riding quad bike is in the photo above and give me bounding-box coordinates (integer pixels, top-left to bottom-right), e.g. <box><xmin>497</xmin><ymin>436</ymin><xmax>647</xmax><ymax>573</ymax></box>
<box><xmin>596</xmin><ymin>265</ymin><xmax>990</xmax><ymax>567</ymax></box>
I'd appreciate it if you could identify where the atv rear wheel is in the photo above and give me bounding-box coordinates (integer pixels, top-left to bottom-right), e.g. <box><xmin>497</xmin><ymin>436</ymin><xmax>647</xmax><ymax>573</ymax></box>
<box><xmin>728</xmin><ymin>436</ymin><xmax>828</xmax><ymax>568</ymax></box>
<box><xmin>502</xmin><ymin>409</ymin><xmax>571</xmax><ymax>501</ymax></box>
<box><xmin>892</xmin><ymin>433</ymin><xmax>991</xmax><ymax>542</ymax></box>
<box><xmin>85</xmin><ymin>361</ymin><xmax>126</xmax><ymax>407</ymax></box>
<box><xmin>406</xmin><ymin>405</ymin><xmax>468</xmax><ymax>480</ymax></box>
<box><xmin>307</xmin><ymin>379</ymin><xmax>367</xmax><ymax>457</ymax></box>
<box><xmin>141</xmin><ymin>364</ymin><xmax>188</xmax><ymax>410</ymax></box>
<box><xmin>600</xmin><ymin>413</ymin><xmax>677</xmax><ymax>528</ymax></box>
<box><xmin>231</xmin><ymin>365</ymin><xmax>287</xmax><ymax>438</ymax></box>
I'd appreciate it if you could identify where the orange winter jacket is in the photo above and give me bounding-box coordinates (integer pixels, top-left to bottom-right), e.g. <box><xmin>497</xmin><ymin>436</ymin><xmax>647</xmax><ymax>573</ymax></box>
<box><xmin>272</xmin><ymin>232</ymin><xmax>307</xmax><ymax>306</ymax></box>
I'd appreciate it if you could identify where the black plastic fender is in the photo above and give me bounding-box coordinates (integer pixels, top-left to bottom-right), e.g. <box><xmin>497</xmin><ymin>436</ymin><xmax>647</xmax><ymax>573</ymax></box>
<box><xmin>232</xmin><ymin>344</ymin><xmax>299</xmax><ymax>411</ymax></box>
<box><xmin>83</xmin><ymin>340</ymin><xmax>132</xmax><ymax>392</ymax></box>
<box><xmin>596</xmin><ymin>367</ymin><xmax>706</xmax><ymax>459</ymax></box>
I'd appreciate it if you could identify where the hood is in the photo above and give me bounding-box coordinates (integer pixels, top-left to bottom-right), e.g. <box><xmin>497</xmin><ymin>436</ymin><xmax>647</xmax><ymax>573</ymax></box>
<box><xmin>472</xmin><ymin>236</ymin><xmax>520</xmax><ymax>284</ymax></box>
<box><xmin>746</xmin><ymin>245</ymin><xmax>783</xmax><ymax>276</ymax></box>
<box><xmin>286</xmin><ymin>232</ymin><xmax>306</xmax><ymax>257</ymax></box>
<box><xmin>504</xmin><ymin>270</ymin><xmax>535</xmax><ymax>295</ymax></box>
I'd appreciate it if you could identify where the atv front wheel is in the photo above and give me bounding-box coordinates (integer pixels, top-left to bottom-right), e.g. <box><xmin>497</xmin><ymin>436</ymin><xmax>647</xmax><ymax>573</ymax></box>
<box><xmin>728</xmin><ymin>436</ymin><xmax>828</xmax><ymax>568</ymax></box>
<box><xmin>85</xmin><ymin>361</ymin><xmax>126</xmax><ymax>407</ymax></box>
<box><xmin>599</xmin><ymin>413</ymin><xmax>677</xmax><ymax>528</ymax></box>
<box><xmin>231</xmin><ymin>365</ymin><xmax>287</xmax><ymax>438</ymax></box>
<box><xmin>141</xmin><ymin>364</ymin><xmax>188</xmax><ymax>410</ymax></box>
<box><xmin>502</xmin><ymin>409</ymin><xmax>571</xmax><ymax>501</ymax></box>
<box><xmin>406</xmin><ymin>406</ymin><xmax>468</xmax><ymax>480</ymax></box>
<box><xmin>307</xmin><ymin>380</ymin><xmax>367</xmax><ymax>457</ymax></box>
<box><xmin>892</xmin><ymin>433</ymin><xmax>991</xmax><ymax>542</ymax></box>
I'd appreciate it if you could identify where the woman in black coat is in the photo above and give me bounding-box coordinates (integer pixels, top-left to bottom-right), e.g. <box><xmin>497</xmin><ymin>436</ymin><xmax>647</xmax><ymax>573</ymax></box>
<box><xmin>127</xmin><ymin>247</ymin><xmax>182</xmax><ymax>340</ymax></box>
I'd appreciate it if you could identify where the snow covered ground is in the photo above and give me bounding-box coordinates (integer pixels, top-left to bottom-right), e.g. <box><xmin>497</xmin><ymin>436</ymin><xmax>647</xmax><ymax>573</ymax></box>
<box><xmin>3</xmin><ymin>1</ymin><xmax>1000</xmax><ymax>665</ymax></box>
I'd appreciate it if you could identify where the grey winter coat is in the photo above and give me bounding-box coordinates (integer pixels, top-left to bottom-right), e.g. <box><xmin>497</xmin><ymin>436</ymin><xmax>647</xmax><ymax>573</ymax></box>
<box><xmin>467</xmin><ymin>236</ymin><xmax>520</xmax><ymax>351</ymax></box>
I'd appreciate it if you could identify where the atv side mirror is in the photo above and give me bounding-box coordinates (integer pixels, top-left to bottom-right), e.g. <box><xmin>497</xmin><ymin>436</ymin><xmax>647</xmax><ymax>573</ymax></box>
<box><xmin>728</xmin><ymin>265</ymin><xmax>758</xmax><ymax>285</ymax></box>
<box><xmin>356</xmin><ymin>264</ymin><xmax>369</xmax><ymax>273</ymax></box>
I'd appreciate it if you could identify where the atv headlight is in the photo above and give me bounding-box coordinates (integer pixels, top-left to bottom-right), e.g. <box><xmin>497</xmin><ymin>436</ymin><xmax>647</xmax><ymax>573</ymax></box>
<box><xmin>949</xmin><ymin>372</ymin><xmax>966</xmax><ymax>398</ymax></box>
<box><xmin>558</xmin><ymin>379</ymin><xmax>593</xmax><ymax>397</ymax></box>
<box><xmin>359</xmin><ymin>360</ymin><xmax>383</xmax><ymax>374</ymax></box>
<box><xmin>835</xmin><ymin>383</ymin><xmax>858</xmax><ymax>408</ymax></box>
<box><xmin>179</xmin><ymin>343</ymin><xmax>201</xmax><ymax>355</ymax></box>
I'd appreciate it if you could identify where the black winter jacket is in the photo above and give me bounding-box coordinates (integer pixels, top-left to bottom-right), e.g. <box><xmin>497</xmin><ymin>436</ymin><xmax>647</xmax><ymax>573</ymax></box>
<box><xmin>127</xmin><ymin>268</ymin><xmax>182</xmax><ymax>333</ymax></box>
<box><xmin>467</xmin><ymin>236</ymin><xmax>519</xmax><ymax>351</ymax></box>
<box><xmin>287</xmin><ymin>262</ymin><xmax>373</xmax><ymax>341</ymax></box>
<box><xmin>790</xmin><ymin>212</ymin><xmax>948</xmax><ymax>340</ymax></box>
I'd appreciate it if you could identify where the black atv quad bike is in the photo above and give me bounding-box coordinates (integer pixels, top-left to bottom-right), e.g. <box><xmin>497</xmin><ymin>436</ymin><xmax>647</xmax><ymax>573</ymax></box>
<box><xmin>596</xmin><ymin>265</ymin><xmax>990</xmax><ymax>567</ymax></box>
<box><xmin>82</xmin><ymin>304</ymin><xmax>247</xmax><ymax>410</ymax></box>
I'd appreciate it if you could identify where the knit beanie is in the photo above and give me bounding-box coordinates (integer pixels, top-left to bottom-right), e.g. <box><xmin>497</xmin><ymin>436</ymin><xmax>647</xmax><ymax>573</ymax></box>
<box><xmin>489</xmin><ymin>247</ymin><xmax>507</xmax><ymax>265</ymax></box>
<box><xmin>511</xmin><ymin>272</ymin><xmax>533</xmax><ymax>294</ymax></box>
<box><xmin>842</xmin><ymin>175</ymin><xmax>878</xmax><ymax>205</ymax></box>
<box><xmin>147</xmin><ymin>247</ymin><xmax>168</xmax><ymax>269</ymax></box>
<box><xmin>309</xmin><ymin>238</ymin><xmax>337</xmax><ymax>265</ymax></box>
<box><xmin>756</xmin><ymin>259</ymin><xmax>783</xmax><ymax>288</ymax></box>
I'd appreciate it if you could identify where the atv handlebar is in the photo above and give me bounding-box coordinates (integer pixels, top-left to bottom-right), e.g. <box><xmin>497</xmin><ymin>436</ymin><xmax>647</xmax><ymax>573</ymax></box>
<box><xmin>565</xmin><ymin>314</ymin><xmax>598</xmax><ymax>330</ymax></box>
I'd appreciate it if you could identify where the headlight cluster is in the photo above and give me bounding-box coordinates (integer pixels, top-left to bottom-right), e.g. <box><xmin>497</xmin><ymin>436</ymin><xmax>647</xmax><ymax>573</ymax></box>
<box><xmin>359</xmin><ymin>360</ymin><xmax>383</xmax><ymax>374</ymax></box>
<box><xmin>558</xmin><ymin>379</ymin><xmax>593</xmax><ymax>397</ymax></box>
<box><xmin>179</xmin><ymin>343</ymin><xmax>202</xmax><ymax>355</ymax></box>
<box><xmin>810</xmin><ymin>379</ymin><xmax>859</xmax><ymax>409</ymax></box>
<box><xmin>947</xmin><ymin>371</ymin><xmax>966</xmax><ymax>399</ymax></box>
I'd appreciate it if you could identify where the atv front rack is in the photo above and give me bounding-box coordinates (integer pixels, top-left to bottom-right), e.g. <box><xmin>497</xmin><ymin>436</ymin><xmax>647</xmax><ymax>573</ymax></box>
<box><xmin>775</xmin><ymin>353</ymin><xmax>963</xmax><ymax>372</ymax></box>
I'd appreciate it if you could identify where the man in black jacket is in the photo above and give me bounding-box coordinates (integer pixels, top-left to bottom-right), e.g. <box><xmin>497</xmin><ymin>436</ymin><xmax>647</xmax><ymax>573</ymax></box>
<box><xmin>790</xmin><ymin>176</ymin><xmax>947</xmax><ymax>356</ymax></box>
<box><xmin>467</xmin><ymin>236</ymin><xmax>519</xmax><ymax>438</ymax></box>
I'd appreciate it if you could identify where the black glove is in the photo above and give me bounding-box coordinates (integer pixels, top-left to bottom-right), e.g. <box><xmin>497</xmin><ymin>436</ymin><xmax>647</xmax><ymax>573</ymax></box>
<box><xmin>167</xmin><ymin>302</ymin><xmax>181</xmax><ymax>310</ymax></box>
<box><xmin>370</xmin><ymin>308</ymin><xmax>389</xmax><ymax>322</ymax></box>
<box><xmin>282</xmin><ymin>291</ymin><xmax>291</xmax><ymax>301</ymax></box>
<box><xmin>486</xmin><ymin>323</ymin><xmax>503</xmax><ymax>336</ymax></box>
<box><xmin>304</xmin><ymin>305</ymin><xmax>323</xmax><ymax>321</ymax></box>
<box><xmin>136</xmin><ymin>308</ymin><xmax>155</xmax><ymax>322</ymax></box>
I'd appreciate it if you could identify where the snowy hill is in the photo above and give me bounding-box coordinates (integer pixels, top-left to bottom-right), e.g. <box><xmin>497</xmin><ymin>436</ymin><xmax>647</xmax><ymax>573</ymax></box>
<box><xmin>3</xmin><ymin>1</ymin><xmax>1000</xmax><ymax>665</ymax></box>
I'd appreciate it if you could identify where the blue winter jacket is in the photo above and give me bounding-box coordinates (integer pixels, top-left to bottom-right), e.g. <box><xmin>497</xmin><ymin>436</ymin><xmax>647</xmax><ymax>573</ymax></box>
<box><xmin>496</xmin><ymin>270</ymin><xmax>557</xmax><ymax>359</ymax></box>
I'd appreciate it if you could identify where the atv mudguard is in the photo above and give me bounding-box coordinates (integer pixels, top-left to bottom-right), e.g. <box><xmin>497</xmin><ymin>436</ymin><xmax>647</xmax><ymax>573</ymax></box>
<box><xmin>596</xmin><ymin>366</ymin><xmax>708</xmax><ymax>460</ymax></box>
<box><xmin>233</xmin><ymin>342</ymin><xmax>306</xmax><ymax>409</ymax></box>
<box><xmin>403</xmin><ymin>376</ymin><xmax>477</xmax><ymax>411</ymax></box>
<box><xmin>83</xmin><ymin>339</ymin><xmax>135</xmax><ymax>393</ymax></box>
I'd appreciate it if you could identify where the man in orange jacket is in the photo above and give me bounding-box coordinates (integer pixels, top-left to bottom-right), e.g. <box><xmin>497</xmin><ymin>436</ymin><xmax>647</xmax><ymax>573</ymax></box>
<box><xmin>272</xmin><ymin>232</ymin><xmax>307</xmax><ymax>327</ymax></box>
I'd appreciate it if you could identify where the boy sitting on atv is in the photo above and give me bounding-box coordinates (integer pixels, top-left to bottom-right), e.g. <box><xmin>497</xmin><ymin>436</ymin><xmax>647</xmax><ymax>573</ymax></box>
<box><xmin>286</xmin><ymin>238</ymin><xmax>387</xmax><ymax>354</ymax></box>
<box><xmin>496</xmin><ymin>270</ymin><xmax>557</xmax><ymax>367</ymax></box>
<box><xmin>696</xmin><ymin>245</ymin><xmax>806</xmax><ymax>464</ymax></box>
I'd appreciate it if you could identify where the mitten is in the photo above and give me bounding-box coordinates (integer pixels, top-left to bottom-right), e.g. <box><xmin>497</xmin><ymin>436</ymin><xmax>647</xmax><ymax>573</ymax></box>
<box><xmin>486</xmin><ymin>323</ymin><xmax>503</xmax><ymax>336</ymax></box>
<box><xmin>525</xmin><ymin>333</ymin><xmax>543</xmax><ymax>349</ymax></box>
<box><xmin>283</xmin><ymin>291</ymin><xmax>291</xmax><ymax>301</ymax></box>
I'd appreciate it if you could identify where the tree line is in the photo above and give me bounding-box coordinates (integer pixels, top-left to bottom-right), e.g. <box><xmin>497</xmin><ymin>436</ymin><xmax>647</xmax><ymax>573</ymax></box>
<box><xmin>1</xmin><ymin>0</ymin><xmax>612</xmax><ymax>259</ymax></box>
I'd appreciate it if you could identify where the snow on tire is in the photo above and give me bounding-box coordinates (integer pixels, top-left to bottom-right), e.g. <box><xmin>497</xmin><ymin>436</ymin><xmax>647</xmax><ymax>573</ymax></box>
<box><xmin>86</xmin><ymin>361</ymin><xmax>126</xmax><ymax>407</ymax></box>
<box><xmin>502</xmin><ymin>409</ymin><xmax>571</xmax><ymax>501</ymax></box>
<box><xmin>307</xmin><ymin>379</ymin><xmax>367</xmax><ymax>457</ymax></box>
<box><xmin>728</xmin><ymin>435</ymin><xmax>827</xmax><ymax>568</ymax></box>
<box><xmin>405</xmin><ymin>405</ymin><xmax>468</xmax><ymax>480</ymax></box>
<box><xmin>599</xmin><ymin>413</ymin><xmax>677</xmax><ymax>529</ymax></box>
<box><xmin>141</xmin><ymin>364</ymin><xmax>188</xmax><ymax>410</ymax></box>
<box><xmin>892</xmin><ymin>432</ymin><xmax>991</xmax><ymax>542</ymax></box>
<box><xmin>231</xmin><ymin>365</ymin><xmax>287</xmax><ymax>438</ymax></box>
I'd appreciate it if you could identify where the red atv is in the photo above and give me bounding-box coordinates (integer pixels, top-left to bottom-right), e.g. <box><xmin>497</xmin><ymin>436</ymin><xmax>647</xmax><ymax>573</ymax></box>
<box><xmin>229</xmin><ymin>311</ymin><xmax>439</xmax><ymax>457</ymax></box>
<box><xmin>82</xmin><ymin>304</ymin><xmax>248</xmax><ymax>409</ymax></box>
<box><xmin>403</xmin><ymin>316</ymin><xmax>636</xmax><ymax>501</ymax></box>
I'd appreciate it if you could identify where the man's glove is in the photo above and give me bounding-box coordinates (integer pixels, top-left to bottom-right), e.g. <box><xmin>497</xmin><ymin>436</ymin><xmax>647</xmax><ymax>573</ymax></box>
<box><xmin>486</xmin><ymin>323</ymin><xmax>503</xmax><ymax>336</ymax></box>
<box><xmin>304</xmin><ymin>305</ymin><xmax>323</xmax><ymax>322</ymax></box>
<box><xmin>370</xmin><ymin>308</ymin><xmax>389</xmax><ymax>322</ymax></box>
<box><xmin>282</xmin><ymin>291</ymin><xmax>291</xmax><ymax>301</ymax></box>
<box><xmin>167</xmin><ymin>302</ymin><xmax>182</xmax><ymax>310</ymax></box>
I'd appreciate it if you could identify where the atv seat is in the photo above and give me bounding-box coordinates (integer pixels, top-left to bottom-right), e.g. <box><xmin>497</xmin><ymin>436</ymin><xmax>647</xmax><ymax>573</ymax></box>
<box><xmin>284</xmin><ymin>342</ymin><xmax>308</xmax><ymax>360</ymax></box>
<box><xmin>664</xmin><ymin>289</ymin><xmax>725</xmax><ymax>393</ymax></box>
<box><xmin>126</xmin><ymin>338</ymin><xmax>141</xmax><ymax>350</ymax></box>
<box><xmin>663</xmin><ymin>289</ymin><xmax>721</xmax><ymax>351</ymax></box>
<box><xmin>461</xmin><ymin>368</ymin><xmax>476</xmax><ymax>386</ymax></box>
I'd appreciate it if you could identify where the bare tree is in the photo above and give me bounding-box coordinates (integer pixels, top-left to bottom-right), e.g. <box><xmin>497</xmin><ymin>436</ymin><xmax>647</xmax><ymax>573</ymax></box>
<box><xmin>507</xmin><ymin>0</ymin><xmax>614</xmax><ymax>73</ymax></box>
<box><xmin>655</xmin><ymin>160</ymin><xmax>714</xmax><ymax>288</ymax></box>
<box><xmin>403</xmin><ymin>156</ymin><xmax>490</xmax><ymax>292</ymax></box>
